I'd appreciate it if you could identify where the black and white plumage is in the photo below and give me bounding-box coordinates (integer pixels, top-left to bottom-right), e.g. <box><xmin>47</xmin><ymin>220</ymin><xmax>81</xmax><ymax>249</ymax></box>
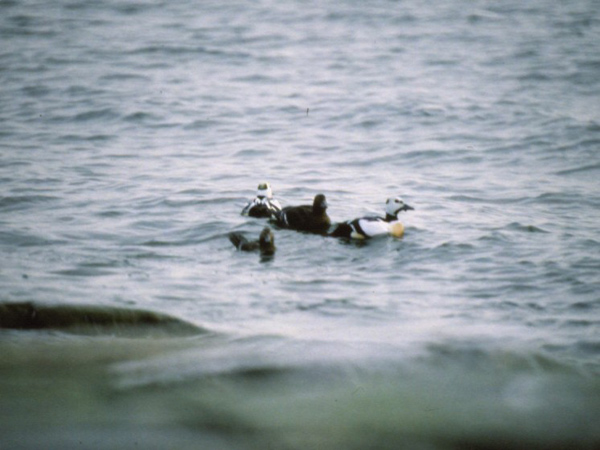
<box><xmin>241</xmin><ymin>182</ymin><xmax>282</xmax><ymax>218</ymax></box>
<box><xmin>330</xmin><ymin>197</ymin><xmax>414</xmax><ymax>239</ymax></box>
<box><xmin>229</xmin><ymin>227</ymin><xmax>276</xmax><ymax>256</ymax></box>
<box><xmin>271</xmin><ymin>193</ymin><xmax>331</xmax><ymax>234</ymax></box>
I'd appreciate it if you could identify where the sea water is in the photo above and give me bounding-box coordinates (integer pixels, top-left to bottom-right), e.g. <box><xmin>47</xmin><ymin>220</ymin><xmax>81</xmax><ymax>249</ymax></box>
<box><xmin>1</xmin><ymin>0</ymin><xmax>600</xmax><ymax>448</ymax></box>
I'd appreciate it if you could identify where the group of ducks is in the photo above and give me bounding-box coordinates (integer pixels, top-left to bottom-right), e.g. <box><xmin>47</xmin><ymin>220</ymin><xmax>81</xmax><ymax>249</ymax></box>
<box><xmin>229</xmin><ymin>182</ymin><xmax>414</xmax><ymax>256</ymax></box>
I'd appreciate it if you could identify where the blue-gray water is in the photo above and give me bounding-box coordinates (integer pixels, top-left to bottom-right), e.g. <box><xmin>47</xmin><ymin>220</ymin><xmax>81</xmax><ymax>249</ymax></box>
<box><xmin>1</xmin><ymin>0</ymin><xmax>600</xmax><ymax>449</ymax></box>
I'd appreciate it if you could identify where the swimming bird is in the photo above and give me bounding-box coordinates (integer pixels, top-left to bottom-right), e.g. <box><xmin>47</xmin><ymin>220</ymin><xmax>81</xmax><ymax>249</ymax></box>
<box><xmin>271</xmin><ymin>193</ymin><xmax>331</xmax><ymax>234</ymax></box>
<box><xmin>330</xmin><ymin>197</ymin><xmax>414</xmax><ymax>239</ymax></box>
<box><xmin>229</xmin><ymin>226</ymin><xmax>276</xmax><ymax>256</ymax></box>
<box><xmin>241</xmin><ymin>182</ymin><xmax>282</xmax><ymax>218</ymax></box>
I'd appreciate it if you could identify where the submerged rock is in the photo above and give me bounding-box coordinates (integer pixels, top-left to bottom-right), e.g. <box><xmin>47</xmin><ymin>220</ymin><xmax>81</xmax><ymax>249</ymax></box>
<box><xmin>0</xmin><ymin>301</ymin><xmax>206</xmax><ymax>338</ymax></box>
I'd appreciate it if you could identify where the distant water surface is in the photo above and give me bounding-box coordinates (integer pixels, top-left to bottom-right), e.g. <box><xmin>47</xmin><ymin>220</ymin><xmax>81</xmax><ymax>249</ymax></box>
<box><xmin>1</xmin><ymin>0</ymin><xmax>600</xmax><ymax>448</ymax></box>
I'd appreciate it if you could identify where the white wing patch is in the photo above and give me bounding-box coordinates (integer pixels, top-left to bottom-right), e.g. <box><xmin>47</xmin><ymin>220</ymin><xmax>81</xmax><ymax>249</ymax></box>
<box><xmin>356</xmin><ymin>218</ymin><xmax>390</xmax><ymax>237</ymax></box>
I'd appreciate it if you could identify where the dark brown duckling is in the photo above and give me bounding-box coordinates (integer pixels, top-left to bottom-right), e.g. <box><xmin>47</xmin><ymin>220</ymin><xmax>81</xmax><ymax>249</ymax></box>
<box><xmin>229</xmin><ymin>227</ymin><xmax>275</xmax><ymax>256</ymax></box>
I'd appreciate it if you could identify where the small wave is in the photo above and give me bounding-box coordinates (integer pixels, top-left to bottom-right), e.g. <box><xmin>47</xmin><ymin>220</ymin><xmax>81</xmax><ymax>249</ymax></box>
<box><xmin>295</xmin><ymin>297</ymin><xmax>379</xmax><ymax>317</ymax></box>
<box><xmin>569</xmin><ymin>300</ymin><xmax>600</xmax><ymax>311</ymax></box>
<box><xmin>65</xmin><ymin>85</ymin><xmax>106</xmax><ymax>97</ymax></box>
<box><xmin>54</xmin><ymin>133</ymin><xmax>113</xmax><ymax>143</ymax></box>
<box><xmin>586</xmin><ymin>121</ymin><xmax>600</xmax><ymax>132</ymax></box>
<box><xmin>46</xmin><ymin>108</ymin><xmax>120</xmax><ymax>124</ymax></box>
<box><xmin>0</xmin><ymin>194</ymin><xmax>59</xmax><ymax>211</ymax></box>
<box><xmin>0</xmin><ymin>301</ymin><xmax>206</xmax><ymax>337</ymax></box>
<box><xmin>232</xmin><ymin>73</ymin><xmax>278</xmax><ymax>83</ymax></box>
<box><xmin>51</xmin><ymin>268</ymin><xmax>115</xmax><ymax>277</ymax></box>
<box><xmin>562</xmin><ymin>319</ymin><xmax>598</xmax><ymax>328</ymax></box>
<box><xmin>99</xmin><ymin>73</ymin><xmax>150</xmax><ymax>82</ymax></box>
<box><xmin>572</xmin><ymin>255</ymin><xmax>600</xmax><ymax>270</ymax></box>
<box><xmin>123</xmin><ymin>111</ymin><xmax>159</xmax><ymax>123</ymax></box>
<box><xmin>518</xmin><ymin>71</ymin><xmax>552</xmax><ymax>82</ymax></box>
<box><xmin>0</xmin><ymin>230</ymin><xmax>64</xmax><ymax>247</ymax></box>
<box><xmin>128</xmin><ymin>45</ymin><xmax>244</xmax><ymax>58</ymax></box>
<box><xmin>140</xmin><ymin>239</ymin><xmax>177</xmax><ymax>248</ymax></box>
<box><xmin>3</xmin><ymin>14</ymin><xmax>57</xmax><ymax>38</ymax></box>
<box><xmin>555</xmin><ymin>162</ymin><xmax>600</xmax><ymax>176</ymax></box>
<box><xmin>0</xmin><ymin>160</ymin><xmax>30</xmax><ymax>169</ymax></box>
<box><xmin>467</xmin><ymin>10</ymin><xmax>503</xmax><ymax>24</ymax></box>
<box><xmin>435</xmin><ymin>241</ymin><xmax>477</xmax><ymax>251</ymax></box>
<box><xmin>138</xmin><ymin>229</ymin><xmax>222</xmax><ymax>247</ymax></box>
<box><xmin>576</xmin><ymin>340</ymin><xmax>600</xmax><ymax>354</ymax></box>
<box><xmin>446</xmin><ymin>194</ymin><xmax>530</xmax><ymax>205</ymax></box>
<box><xmin>95</xmin><ymin>209</ymin><xmax>125</xmax><ymax>218</ymax></box>
<box><xmin>21</xmin><ymin>84</ymin><xmax>51</xmax><ymax>97</ymax></box>
<box><xmin>504</xmin><ymin>222</ymin><xmax>549</xmax><ymax>233</ymax></box>
<box><xmin>233</xmin><ymin>148</ymin><xmax>271</xmax><ymax>158</ymax></box>
<box><xmin>73</xmin><ymin>108</ymin><xmax>118</xmax><ymax>122</ymax></box>
<box><xmin>530</xmin><ymin>191</ymin><xmax>582</xmax><ymax>205</ymax></box>
<box><xmin>183</xmin><ymin>118</ymin><xmax>223</xmax><ymax>130</ymax></box>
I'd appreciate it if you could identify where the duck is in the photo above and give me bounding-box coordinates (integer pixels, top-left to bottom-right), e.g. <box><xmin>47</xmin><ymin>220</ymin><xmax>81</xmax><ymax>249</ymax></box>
<box><xmin>229</xmin><ymin>227</ymin><xmax>276</xmax><ymax>256</ymax></box>
<box><xmin>241</xmin><ymin>182</ymin><xmax>282</xmax><ymax>218</ymax></box>
<box><xmin>330</xmin><ymin>197</ymin><xmax>414</xmax><ymax>239</ymax></box>
<box><xmin>271</xmin><ymin>193</ymin><xmax>331</xmax><ymax>234</ymax></box>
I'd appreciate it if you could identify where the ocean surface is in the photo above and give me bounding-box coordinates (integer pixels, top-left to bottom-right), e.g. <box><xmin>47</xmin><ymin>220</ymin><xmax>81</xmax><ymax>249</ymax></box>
<box><xmin>1</xmin><ymin>0</ymin><xmax>600</xmax><ymax>448</ymax></box>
